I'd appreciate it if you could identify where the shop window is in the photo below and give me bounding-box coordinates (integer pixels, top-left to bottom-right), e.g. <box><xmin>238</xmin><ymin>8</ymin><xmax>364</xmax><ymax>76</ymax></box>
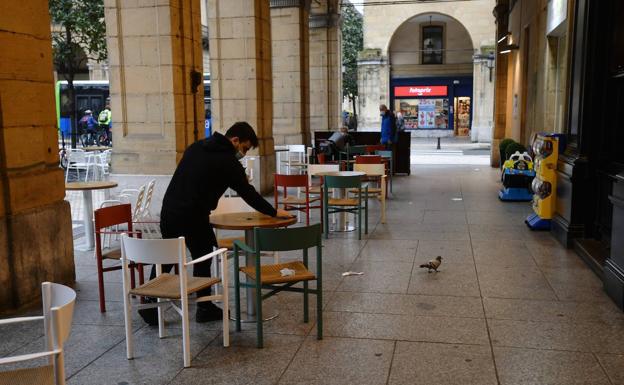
<box><xmin>422</xmin><ymin>25</ymin><xmax>443</xmax><ymax>64</ymax></box>
<box><xmin>395</xmin><ymin>98</ymin><xmax>449</xmax><ymax>129</ymax></box>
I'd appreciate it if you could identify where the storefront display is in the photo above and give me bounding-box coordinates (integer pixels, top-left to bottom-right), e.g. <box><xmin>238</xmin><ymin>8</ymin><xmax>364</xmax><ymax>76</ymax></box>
<box><xmin>395</xmin><ymin>98</ymin><xmax>448</xmax><ymax>129</ymax></box>
<box><xmin>390</xmin><ymin>77</ymin><xmax>472</xmax><ymax>136</ymax></box>
<box><xmin>454</xmin><ymin>97</ymin><xmax>471</xmax><ymax>136</ymax></box>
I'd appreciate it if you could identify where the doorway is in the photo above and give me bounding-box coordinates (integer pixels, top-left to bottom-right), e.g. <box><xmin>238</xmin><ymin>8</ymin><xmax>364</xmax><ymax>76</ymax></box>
<box><xmin>453</xmin><ymin>96</ymin><xmax>471</xmax><ymax>136</ymax></box>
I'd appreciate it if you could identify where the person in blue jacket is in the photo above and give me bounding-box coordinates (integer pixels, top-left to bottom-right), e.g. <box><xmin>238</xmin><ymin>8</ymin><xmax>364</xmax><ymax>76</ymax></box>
<box><xmin>379</xmin><ymin>104</ymin><xmax>397</xmax><ymax>147</ymax></box>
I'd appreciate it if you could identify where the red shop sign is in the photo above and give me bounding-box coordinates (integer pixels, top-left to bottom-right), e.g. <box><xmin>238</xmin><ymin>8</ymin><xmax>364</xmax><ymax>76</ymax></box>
<box><xmin>394</xmin><ymin>86</ymin><xmax>448</xmax><ymax>97</ymax></box>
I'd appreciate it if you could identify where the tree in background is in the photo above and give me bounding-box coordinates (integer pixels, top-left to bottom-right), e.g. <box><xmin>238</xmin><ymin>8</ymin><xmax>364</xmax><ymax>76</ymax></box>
<box><xmin>341</xmin><ymin>1</ymin><xmax>363</xmax><ymax>127</ymax></box>
<box><xmin>50</xmin><ymin>0</ymin><xmax>107</xmax><ymax>148</ymax></box>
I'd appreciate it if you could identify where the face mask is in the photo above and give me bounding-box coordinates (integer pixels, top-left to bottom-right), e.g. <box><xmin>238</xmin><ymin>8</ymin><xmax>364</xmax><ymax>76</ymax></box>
<box><xmin>235</xmin><ymin>151</ymin><xmax>245</xmax><ymax>160</ymax></box>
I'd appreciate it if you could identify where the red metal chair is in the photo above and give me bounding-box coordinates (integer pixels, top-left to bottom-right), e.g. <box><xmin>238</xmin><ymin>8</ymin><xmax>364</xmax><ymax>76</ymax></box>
<box><xmin>365</xmin><ymin>144</ymin><xmax>386</xmax><ymax>154</ymax></box>
<box><xmin>274</xmin><ymin>174</ymin><xmax>322</xmax><ymax>226</ymax></box>
<box><xmin>355</xmin><ymin>155</ymin><xmax>388</xmax><ymax>192</ymax></box>
<box><xmin>94</xmin><ymin>203</ymin><xmax>144</xmax><ymax>312</ymax></box>
<box><xmin>317</xmin><ymin>153</ymin><xmax>327</xmax><ymax>164</ymax></box>
<box><xmin>355</xmin><ymin>155</ymin><xmax>382</xmax><ymax>164</ymax></box>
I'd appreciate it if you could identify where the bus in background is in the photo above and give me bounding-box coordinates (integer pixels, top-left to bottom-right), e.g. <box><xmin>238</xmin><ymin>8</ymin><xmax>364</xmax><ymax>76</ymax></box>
<box><xmin>55</xmin><ymin>75</ymin><xmax>212</xmax><ymax>142</ymax></box>
<box><xmin>55</xmin><ymin>80</ymin><xmax>109</xmax><ymax>143</ymax></box>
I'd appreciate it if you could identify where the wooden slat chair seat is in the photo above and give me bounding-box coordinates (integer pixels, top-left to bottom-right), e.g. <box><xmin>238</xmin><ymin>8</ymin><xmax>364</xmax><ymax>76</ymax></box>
<box><xmin>0</xmin><ymin>365</ymin><xmax>54</xmax><ymax>385</ymax></box>
<box><xmin>233</xmin><ymin>224</ymin><xmax>323</xmax><ymax>348</ymax></box>
<box><xmin>327</xmin><ymin>197</ymin><xmax>359</xmax><ymax>206</ymax></box>
<box><xmin>350</xmin><ymin>187</ymin><xmax>383</xmax><ymax>194</ymax></box>
<box><xmin>102</xmin><ymin>248</ymin><xmax>121</xmax><ymax>260</ymax></box>
<box><xmin>278</xmin><ymin>195</ymin><xmax>321</xmax><ymax>205</ymax></box>
<box><xmin>129</xmin><ymin>273</ymin><xmax>220</xmax><ymax>299</ymax></box>
<box><xmin>239</xmin><ymin>261</ymin><xmax>316</xmax><ymax>285</ymax></box>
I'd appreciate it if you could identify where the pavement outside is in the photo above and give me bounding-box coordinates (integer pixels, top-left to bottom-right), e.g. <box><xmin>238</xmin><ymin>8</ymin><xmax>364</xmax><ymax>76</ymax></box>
<box><xmin>2</xmin><ymin>163</ymin><xmax>624</xmax><ymax>385</ymax></box>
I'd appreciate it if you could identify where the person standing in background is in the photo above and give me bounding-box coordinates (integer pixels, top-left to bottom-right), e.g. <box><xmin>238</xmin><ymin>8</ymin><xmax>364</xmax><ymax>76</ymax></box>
<box><xmin>379</xmin><ymin>104</ymin><xmax>397</xmax><ymax>149</ymax></box>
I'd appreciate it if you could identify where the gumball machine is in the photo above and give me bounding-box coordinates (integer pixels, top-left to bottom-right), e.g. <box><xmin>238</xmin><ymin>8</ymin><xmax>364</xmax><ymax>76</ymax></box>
<box><xmin>525</xmin><ymin>134</ymin><xmax>562</xmax><ymax>230</ymax></box>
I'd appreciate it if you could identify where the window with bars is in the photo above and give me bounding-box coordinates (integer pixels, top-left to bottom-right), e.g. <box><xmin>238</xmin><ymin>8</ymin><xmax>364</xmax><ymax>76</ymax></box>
<box><xmin>422</xmin><ymin>25</ymin><xmax>443</xmax><ymax>64</ymax></box>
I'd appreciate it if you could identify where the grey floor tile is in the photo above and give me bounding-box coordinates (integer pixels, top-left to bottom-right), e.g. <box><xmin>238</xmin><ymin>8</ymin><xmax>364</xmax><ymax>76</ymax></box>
<box><xmin>356</xmin><ymin>239</ymin><xmax>418</xmax><ymax>263</ymax></box>
<box><xmin>541</xmin><ymin>267</ymin><xmax>603</xmax><ymax>289</ymax></box>
<box><xmin>422</xmin><ymin>210</ymin><xmax>468</xmax><ymax>225</ymax></box>
<box><xmin>489</xmin><ymin>319</ymin><xmax>624</xmax><ymax>354</ymax></box>
<box><xmin>278</xmin><ymin>336</ymin><xmax>394</xmax><ymax>385</ymax></box>
<box><xmin>596</xmin><ymin>353</ymin><xmax>624</xmax><ymax>385</ymax></box>
<box><xmin>416</xmin><ymin>240</ymin><xmax>474</xmax><ymax>264</ymax></box>
<box><xmin>408</xmin><ymin>263</ymin><xmax>480</xmax><ymax>297</ymax></box>
<box><xmin>472</xmin><ymin>240</ymin><xmax>537</xmax><ymax>267</ymax></box>
<box><xmin>477</xmin><ymin>266</ymin><xmax>557</xmax><ymax>300</ymax></box>
<box><xmin>322</xmin><ymin>311</ymin><xmax>489</xmax><ymax>345</ymax></box>
<box><xmin>494</xmin><ymin>346</ymin><xmax>611</xmax><ymax>385</ymax></box>
<box><xmin>389</xmin><ymin>341</ymin><xmax>497</xmax><ymax>385</ymax></box>
<box><xmin>326</xmin><ymin>291</ymin><xmax>484</xmax><ymax>319</ymax></box>
<box><xmin>168</xmin><ymin>332</ymin><xmax>303</xmax><ymax>385</ymax></box>
<box><xmin>337</xmin><ymin>261</ymin><xmax>413</xmax><ymax>294</ymax></box>
<box><xmin>549</xmin><ymin>283</ymin><xmax>613</xmax><ymax>303</ymax></box>
<box><xmin>483</xmin><ymin>297</ymin><xmax>624</xmax><ymax>325</ymax></box>
<box><xmin>0</xmin><ymin>315</ymin><xmax>43</xmax><ymax>357</ymax></box>
<box><xmin>67</xmin><ymin>325</ymin><xmax>219</xmax><ymax>385</ymax></box>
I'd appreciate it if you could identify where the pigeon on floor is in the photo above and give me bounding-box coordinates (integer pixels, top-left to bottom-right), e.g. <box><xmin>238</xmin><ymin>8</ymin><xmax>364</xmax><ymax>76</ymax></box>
<box><xmin>419</xmin><ymin>256</ymin><xmax>442</xmax><ymax>273</ymax></box>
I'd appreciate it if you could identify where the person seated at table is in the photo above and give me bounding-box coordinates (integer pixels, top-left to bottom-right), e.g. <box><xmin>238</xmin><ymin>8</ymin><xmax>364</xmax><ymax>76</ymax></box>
<box><xmin>324</xmin><ymin>126</ymin><xmax>354</xmax><ymax>161</ymax></box>
<box><xmin>139</xmin><ymin>122</ymin><xmax>291</xmax><ymax>325</ymax></box>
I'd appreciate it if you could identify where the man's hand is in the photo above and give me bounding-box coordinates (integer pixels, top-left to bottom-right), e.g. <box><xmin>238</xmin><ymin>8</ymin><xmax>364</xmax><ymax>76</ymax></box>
<box><xmin>275</xmin><ymin>209</ymin><xmax>294</xmax><ymax>218</ymax></box>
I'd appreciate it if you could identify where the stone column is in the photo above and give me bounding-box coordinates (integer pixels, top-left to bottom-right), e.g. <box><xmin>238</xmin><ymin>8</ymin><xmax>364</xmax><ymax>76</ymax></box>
<box><xmin>270</xmin><ymin>0</ymin><xmax>310</xmax><ymax>145</ymax></box>
<box><xmin>104</xmin><ymin>0</ymin><xmax>204</xmax><ymax>174</ymax></box>
<box><xmin>491</xmin><ymin>1</ymin><xmax>510</xmax><ymax>166</ymax></box>
<box><xmin>0</xmin><ymin>0</ymin><xmax>74</xmax><ymax>312</ymax></box>
<box><xmin>471</xmin><ymin>45</ymin><xmax>495</xmax><ymax>144</ymax></box>
<box><xmin>357</xmin><ymin>48</ymin><xmax>389</xmax><ymax>130</ymax></box>
<box><xmin>309</xmin><ymin>0</ymin><xmax>342</xmax><ymax>135</ymax></box>
<box><xmin>208</xmin><ymin>0</ymin><xmax>274</xmax><ymax>193</ymax></box>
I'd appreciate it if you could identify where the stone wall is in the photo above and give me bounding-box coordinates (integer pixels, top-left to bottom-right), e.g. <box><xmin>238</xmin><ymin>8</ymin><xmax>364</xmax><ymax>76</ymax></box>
<box><xmin>0</xmin><ymin>0</ymin><xmax>74</xmax><ymax>313</ymax></box>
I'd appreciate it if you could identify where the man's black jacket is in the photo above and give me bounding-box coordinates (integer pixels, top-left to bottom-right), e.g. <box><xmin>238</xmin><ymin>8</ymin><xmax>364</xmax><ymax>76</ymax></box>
<box><xmin>160</xmin><ymin>132</ymin><xmax>277</xmax><ymax>226</ymax></box>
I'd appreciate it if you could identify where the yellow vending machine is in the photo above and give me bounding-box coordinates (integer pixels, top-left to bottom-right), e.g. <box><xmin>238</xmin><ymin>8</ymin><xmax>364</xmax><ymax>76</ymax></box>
<box><xmin>526</xmin><ymin>134</ymin><xmax>564</xmax><ymax>230</ymax></box>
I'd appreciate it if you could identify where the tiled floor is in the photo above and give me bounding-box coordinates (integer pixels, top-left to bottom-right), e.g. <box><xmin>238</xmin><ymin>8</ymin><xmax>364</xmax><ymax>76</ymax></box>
<box><xmin>3</xmin><ymin>164</ymin><xmax>624</xmax><ymax>384</ymax></box>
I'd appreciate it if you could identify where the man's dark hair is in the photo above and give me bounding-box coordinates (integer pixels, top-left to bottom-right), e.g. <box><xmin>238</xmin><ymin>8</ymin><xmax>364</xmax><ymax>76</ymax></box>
<box><xmin>225</xmin><ymin>121</ymin><xmax>259</xmax><ymax>148</ymax></box>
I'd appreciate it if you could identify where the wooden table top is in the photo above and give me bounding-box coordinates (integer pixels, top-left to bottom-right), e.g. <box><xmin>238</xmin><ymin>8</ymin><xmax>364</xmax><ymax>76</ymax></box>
<box><xmin>315</xmin><ymin>171</ymin><xmax>365</xmax><ymax>177</ymax></box>
<box><xmin>210</xmin><ymin>212</ymin><xmax>297</xmax><ymax>230</ymax></box>
<box><xmin>65</xmin><ymin>181</ymin><xmax>118</xmax><ymax>191</ymax></box>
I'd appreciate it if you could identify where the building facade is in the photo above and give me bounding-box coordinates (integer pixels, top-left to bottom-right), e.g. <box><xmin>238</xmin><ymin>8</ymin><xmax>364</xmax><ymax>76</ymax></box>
<box><xmin>357</xmin><ymin>0</ymin><xmax>496</xmax><ymax>141</ymax></box>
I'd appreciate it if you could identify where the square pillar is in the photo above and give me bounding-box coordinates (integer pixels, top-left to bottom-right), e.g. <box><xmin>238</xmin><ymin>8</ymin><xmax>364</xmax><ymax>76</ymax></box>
<box><xmin>270</xmin><ymin>0</ymin><xmax>310</xmax><ymax>145</ymax></box>
<box><xmin>104</xmin><ymin>0</ymin><xmax>204</xmax><ymax>174</ymax></box>
<box><xmin>0</xmin><ymin>0</ymin><xmax>74</xmax><ymax>312</ymax></box>
<box><xmin>309</xmin><ymin>0</ymin><xmax>342</xmax><ymax>135</ymax></box>
<box><xmin>208</xmin><ymin>0</ymin><xmax>275</xmax><ymax>193</ymax></box>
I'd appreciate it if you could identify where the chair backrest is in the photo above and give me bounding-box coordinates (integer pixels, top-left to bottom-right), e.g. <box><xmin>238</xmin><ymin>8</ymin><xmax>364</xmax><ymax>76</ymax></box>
<box><xmin>254</xmin><ymin>223</ymin><xmax>322</xmax><ymax>251</ymax></box>
<box><xmin>42</xmin><ymin>282</ymin><xmax>76</xmax><ymax>349</ymax></box>
<box><xmin>142</xmin><ymin>179</ymin><xmax>156</xmax><ymax>215</ymax></box>
<box><xmin>94</xmin><ymin>203</ymin><xmax>133</xmax><ymax>231</ymax></box>
<box><xmin>307</xmin><ymin>164</ymin><xmax>340</xmax><ymax>187</ymax></box>
<box><xmin>121</xmin><ymin>234</ymin><xmax>185</xmax><ymax>265</ymax></box>
<box><xmin>212</xmin><ymin>196</ymin><xmax>254</xmax><ymax>215</ymax></box>
<box><xmin>355</xmin><ymin>155</ymin><xmax>382</xmax><ymax>164</ymax></box>
<box><xmin>317</xmin><ymin>153</ymin><xmax>326</xmax><ymax>164</ymax></box>
<box><xmin>244</xmin><ymin>157</ymin><xmax>255</xmax><ymax>182</ymax></box>
<box><xmin>347</xmin><ymin>145</ymin><xmax>368</xmax><ymax>156</ymax></box>
<box><xmin>132</xmin><ymin>185</ymin><xmax>146</xmax><ymax>220</ymax></box>
<box><xmin>324</xmin><ymin>175</ymin><xmax>361</xmax><ymax>189</ymax></box>
<box><xmin>365</xmin><ymin>144</ymin><xmax>386</xmax><ymax>154</ymax></box>
<box><xmin>354</xmin><ymin>163</ymin><xmax>385</xmax><ymax>177</ymax></box>
<box><xmin>68</xmin><ymin>149</ymin><xmax>87</xmax><ymax>163</ymax></box>
<box><xmin>275</xmin><ymin>174</ymin><xmax>308</xmax><ymax>188</ymax></box>
<box><xmin>287</xmin><ymin>145</ymin><xmax>306</xmax><ymax>162</ymax></box>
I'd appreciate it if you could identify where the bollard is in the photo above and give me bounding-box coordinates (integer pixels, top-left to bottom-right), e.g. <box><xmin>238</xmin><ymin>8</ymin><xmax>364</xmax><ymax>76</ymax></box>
<box><xmin>437</xmin><ymin>137</ymin><xmax>441</xmax><ymax>150</ymax></box>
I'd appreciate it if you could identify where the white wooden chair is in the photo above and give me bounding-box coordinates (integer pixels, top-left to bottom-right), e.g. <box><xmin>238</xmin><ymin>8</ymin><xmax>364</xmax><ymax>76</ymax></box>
<box><xmin>307</xmin><ymin>164</ymin><xmax>340</xmax><ymax>225</ymax></box>
<box><xmin>353</xmin><ymin>163</ymin><xmax>387</xmax><ymax>224</ymax></box>
<box><xmin>64</xmin><ymin>149</ymin><xmax>95</xmax><ymax>182</ymax></box>
<box><xmin>0</xmin><ymin>282</ymin><xmax>76</xmax><ymax>385</ymax></box>
<box><xmin>120</xmin><ymin>235</ymin><xmax>230</xmax><ymax>368</ymax></box>
<box><xmin>283</xmin><ymin>144</ymin><xmax>306</xmax><ymax>174</ymax></box>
